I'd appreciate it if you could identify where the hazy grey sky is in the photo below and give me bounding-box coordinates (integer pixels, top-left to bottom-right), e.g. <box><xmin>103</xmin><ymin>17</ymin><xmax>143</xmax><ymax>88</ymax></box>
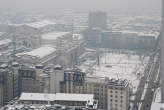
<box><xmin>0</xmin><ymin>0</ymin><xmax>161</xmax><ymax>13</ymax></box>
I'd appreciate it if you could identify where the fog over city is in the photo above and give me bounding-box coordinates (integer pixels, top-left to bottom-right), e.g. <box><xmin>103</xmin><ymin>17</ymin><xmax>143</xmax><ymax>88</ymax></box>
<box><xmin>0</xmin><ymin>0</ymin><xmax>161</xmax><ymax>14</ymax></box>
<box><xmin>0</xmin><ymin>0</ymin><xmax>163</xmax><ymax>110</ymax></box>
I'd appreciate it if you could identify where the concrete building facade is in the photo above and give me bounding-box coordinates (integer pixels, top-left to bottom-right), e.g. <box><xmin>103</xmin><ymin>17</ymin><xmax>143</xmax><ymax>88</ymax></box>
<box><xmin>89</xmin><ymin>11</ymin><xmax>107</xmax><ymax>29</ymax></box>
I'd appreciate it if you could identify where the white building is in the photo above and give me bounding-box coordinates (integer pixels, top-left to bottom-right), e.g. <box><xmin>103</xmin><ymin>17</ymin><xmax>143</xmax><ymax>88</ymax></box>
<box><xmin>16</xmin><ymin>45</ymin><xmax>57</xmax><ymax>65</ymax></box>
<box><xmin>25</xmin><ymin>20</ymin><xmax>56</xmax><ymax>33</ymax></box>
<box><xmin>41</xmin><ymin>31</ymin><xmax>71</xmax><ymax>46</ymax></box>
<box><xmin>19</xmin><ymin>92</ymin><xmax>95</xmax><ymax>107</ymax></box>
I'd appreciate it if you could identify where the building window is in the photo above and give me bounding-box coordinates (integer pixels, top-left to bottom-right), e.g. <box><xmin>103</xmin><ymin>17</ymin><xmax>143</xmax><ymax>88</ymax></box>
<box><xmin>110</xmin><ymin>95</ymin><xmax>113</xmax><ymax>97</ymax></box>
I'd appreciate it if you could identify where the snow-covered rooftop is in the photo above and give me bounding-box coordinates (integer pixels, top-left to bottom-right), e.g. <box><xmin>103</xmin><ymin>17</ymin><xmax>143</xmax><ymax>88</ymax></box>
<box><xmin>20</xmin><ymin>93</ymin><xmax>55</xmax><ymax>101</ymax></box>
<box><xmin>20</xmin><ymin>93</ymin><xmax>94</xmax><ymax>102</ymax></box>
<box><xmin>55</xmin><ymin>93</ymin><xmax>94</xmax><ymax>102</ymax></box>
<box><xmin>26</xmin><ymin>20</ymin><xmax>56</xmax><ymax>29</ymax></box>
<box><xmin>42</xmin><ymin>31</ymin><xmax>70</xmax><ymax>40</ymax></box>
<box><xmin>0</xmin><ymin>39</ymin><xmax>11</xmax><ymax>46</ymax></box>
<box><xmin>17</xmin><ymin>46</ymin><xmax>56</xmax><ymax>59</ymax></box>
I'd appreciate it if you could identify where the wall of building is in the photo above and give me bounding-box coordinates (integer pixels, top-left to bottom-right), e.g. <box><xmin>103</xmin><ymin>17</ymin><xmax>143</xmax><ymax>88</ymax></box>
<box><xmin>0</xmin><ymin>84</ymin><xmax>3</xmax><ymax>107</ymax></box>
<box><xmin>89</xmin><ymin>11</ymin><xmax>107</xmax><ymax>29</ymax></box>
<box><xmin>101</xmin><ymin>31</ymin><xmax>156</xmax><ymax>50</ymax></box>
<box><xmin>84</xmin><ymin>30</ymin><xmax>157</xmax><ymax>51</ymax></box>
<box><xmin>107</xmin><ymin>86</ymin><xmax>130</xmax><ymax>110</ymax></box>
<box><xmin>0</xmin><ymin>67</ymin><xmax>14</xmax><ymax>106</ymax></box>
<box><xmin>19</xmin><ymin>68</ymin><xmax>42</xmax><ymax>93</ymax></box>
<box><xmin>50</xmin><ymin>67</ymin><xmax>64</xmax><ymax>93</ymax></box>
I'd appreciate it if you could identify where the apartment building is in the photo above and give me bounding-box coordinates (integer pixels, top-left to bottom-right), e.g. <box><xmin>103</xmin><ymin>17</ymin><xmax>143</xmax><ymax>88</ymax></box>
<box><xmin>62</xmin><ymin>70</ymin><xmax>130</xmax><ymax>110</ymax></box>
<box><xmin>0</xmin><ymin>64</ymin><xmax>13</xmax><ymax>107</ymax></box>
<box><xmin>107</xmin><ymin>79</ymin><xmax>130</xmax><ymax>110</ymax></box>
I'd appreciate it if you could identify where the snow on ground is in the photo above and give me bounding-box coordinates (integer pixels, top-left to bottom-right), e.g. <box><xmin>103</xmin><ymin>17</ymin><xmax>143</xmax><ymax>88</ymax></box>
<box><xmin>153</xmin><ymin>87</ymin><xmax>161</xmax><ymax>103</ymax></box>
<box><xmin>80</xmin><ymin>50</ymin><xmax>150</xmax><ymax>93</ymax></box>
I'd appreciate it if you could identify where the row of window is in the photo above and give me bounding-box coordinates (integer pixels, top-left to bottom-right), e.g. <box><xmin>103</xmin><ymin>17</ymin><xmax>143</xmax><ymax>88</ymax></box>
<box><xmin>110</xmin><ymin>99</ymin><xmax>123</xmax><ymax>103</ymax></box>
<box><xmin>110</xmin><ymin>103</ymin><xmax>123</xmax><ymax>107</ymax></box>
<box><xmin>110</xmin><ymin>95</ymin><xmax>124</xmax><ymax>98</ymax></box>
<box><xmin>110</xmin><ymin>90</ymin><xmax>124</xmax><ymax>94</ymax></box>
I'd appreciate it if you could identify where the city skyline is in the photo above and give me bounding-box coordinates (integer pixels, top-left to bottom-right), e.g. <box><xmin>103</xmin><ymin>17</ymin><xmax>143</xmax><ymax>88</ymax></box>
<box><xmin>0</xmin><ymin>0</ymin><xmax>161</xmax><ymax>14</ymax></box>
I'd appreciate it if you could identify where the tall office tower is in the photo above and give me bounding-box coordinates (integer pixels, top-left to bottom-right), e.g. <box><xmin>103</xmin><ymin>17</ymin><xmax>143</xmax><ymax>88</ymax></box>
<box><xmin>161</xmin><ymin>0</ymin><xmax>164</xmax><ymax>103</ymax></box>
<box><xmin>89</xmin><ymin>11</ymin><xmax>107</xmax><ymax>29</ymax></box>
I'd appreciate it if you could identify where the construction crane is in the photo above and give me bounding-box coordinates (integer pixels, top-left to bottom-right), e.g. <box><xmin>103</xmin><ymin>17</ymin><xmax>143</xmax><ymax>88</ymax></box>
<box><xmin>12</xmin><ymin>35</ymin><xmax>16</xmax><ymax>61</ymax></box>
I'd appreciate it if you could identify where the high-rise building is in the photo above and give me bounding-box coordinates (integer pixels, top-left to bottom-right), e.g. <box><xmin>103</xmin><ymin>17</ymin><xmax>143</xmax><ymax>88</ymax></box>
<box><xmin>161</xmin><ymin>0</ymin><xmax>164</xmax><ymax>103</ymax></box>
<box><xmin>89</xmin><ymin>11</ymin><xmax>107</xmax><ymax>29</ymax></box>
<box><xmin>83</xmin><ymin>28</ymin><xmax>102</xmax><ymax>47</ymax></box>
<box><xmin>18</xmin><ymin>66</ymin><xmax>42</xmax><ymax>93</ymax></box>
<box><xmin>0</xmin><ymin>64</ymin><xmax>13</xmax><ymax>107</ymax></box>
<box><xmin>50</xmin><ymin>65</ymin><xmax>64</xmax><ymax>93</ymax></box>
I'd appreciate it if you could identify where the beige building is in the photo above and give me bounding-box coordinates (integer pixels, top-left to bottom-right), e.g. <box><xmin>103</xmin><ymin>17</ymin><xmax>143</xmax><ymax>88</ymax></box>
<box><xmin>107</xmin><ymin>79</ymin><xmax>130</xmax><ymax>110</ymax></box>
<box><xmin>62</xmin><ymin>69</ymin><xmax>130</xmax><ymax>110</ymax></box>
<box><xmin>19</xmin><ymin>66</ymin><xmax>43</xmax><ymax>93</ymax></box>
<box><xmin>84</xmin><ymin>79</ymin><xmax>108</xmax><ymax>109</ymax></box>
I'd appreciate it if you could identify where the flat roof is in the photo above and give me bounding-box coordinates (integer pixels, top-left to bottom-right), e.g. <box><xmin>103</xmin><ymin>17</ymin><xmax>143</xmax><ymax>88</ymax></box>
<box><xmin>26</xmin><ymin>20</ymin><xmax>56</xmax><ymax>29</ymax></box>
<box><xmin>42</xmin><ymin>31</ymin><xmax>70</xmax><ymax>40</ymax></box>
<box><xmin>17</xmin><ymin>46</ymin><xmax>56</xmax><ymax>59</ymax></box>
<box><xmin>19</xmin><ymin>93</ymin><xmax>94</xmax><ymax>102</ymax></box>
